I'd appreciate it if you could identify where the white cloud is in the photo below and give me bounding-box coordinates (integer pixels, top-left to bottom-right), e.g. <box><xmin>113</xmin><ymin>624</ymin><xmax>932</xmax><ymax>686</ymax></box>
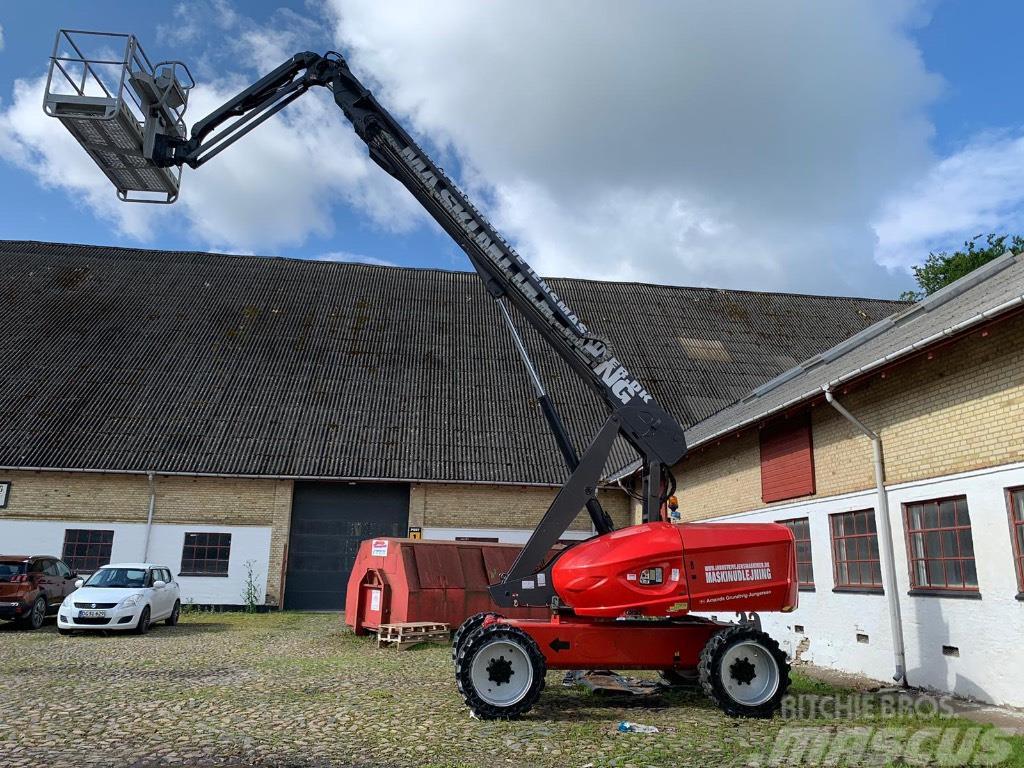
<box><xmin>313</xmin><ymin>250</ymin><xmax>396</xmax><ymax>266</ymax></box>
<box><xmin>327</xmin><ymin>0</ymin><xmax>942</xmax><ymax>296</ymax></box>
<box><xmin>0</xmin><ymin>76</ymin><xmax>157</xmax><ymax>240</ymax></box>
<box><xmin>873</xmin><ymin>131</ymin><xmax>1024</xmax><ymax>269</ymax></box>
<box><xmin>0</xmin><ymin>3</ymin><xmax>421</xmax><ymax>253</ymax></box>
<box><xmin>9</xmin><ymin>2</ymin><xmax>1007</xmax><ymax>297</ymax></box>
<box><xmin>0</xmin><ymin>24</ymin><xmax>6</xmax><ymax>52</ymax></box>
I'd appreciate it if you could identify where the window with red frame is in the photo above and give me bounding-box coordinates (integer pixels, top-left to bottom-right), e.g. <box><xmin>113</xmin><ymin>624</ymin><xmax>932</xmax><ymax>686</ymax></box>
<box><xmin>62</xmin><ymin>529</ymin><xmax>114</xmax><ymax>574</ymax></box>
<box><xmin>180</xmin><ymin>532</ymin><xmax>231</xmax><ymax>576</ymax></box>
<box><xmin>829</xmin><ymin>510</ymin><xmax>882</xmax><ymax>591</ymax></box>
<box><xmin>1008</xmin><ymin>488</ymin><xmax>1024</xmax><ymax>595</ymax></box>
<box><xmin>779</xmin><ymin>517</ymin><xmax>814</xmax><ymax>588</ymax></box>
<box><xmin>904</xmin><ymin>496</ymin><xmax>978</xmax><ymax>593</ymax></box>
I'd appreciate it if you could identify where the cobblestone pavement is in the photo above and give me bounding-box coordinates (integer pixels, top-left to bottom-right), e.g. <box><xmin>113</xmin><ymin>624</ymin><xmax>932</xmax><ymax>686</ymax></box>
<box><xmin>1</xmin><ymin>612</ymin><xmax>1021</xmax><ymax>768</ymax></box>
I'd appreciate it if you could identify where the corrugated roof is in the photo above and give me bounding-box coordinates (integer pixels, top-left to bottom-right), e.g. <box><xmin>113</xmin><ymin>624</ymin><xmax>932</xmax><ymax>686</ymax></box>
<box><xmin>0</xmin><ymin>240</ymin><xmax>905</xmax><ymax>484</ymax></box>
<box><xmin>685</xmin><ymin>250</ymin><xmax>1024</xmax><ymax>449</ymax></box>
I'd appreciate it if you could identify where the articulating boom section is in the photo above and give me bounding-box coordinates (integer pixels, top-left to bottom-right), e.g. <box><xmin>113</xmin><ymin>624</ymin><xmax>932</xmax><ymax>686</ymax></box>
<box><xmin>62</xmin><ymin>42</ymin><xmax>689</xmax><ymax>606</ymax></box>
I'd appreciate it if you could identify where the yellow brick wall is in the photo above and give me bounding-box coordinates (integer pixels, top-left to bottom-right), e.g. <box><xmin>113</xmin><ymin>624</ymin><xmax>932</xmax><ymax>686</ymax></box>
<box><xmin>1</xmin><ymin>471</ymin><xmax>153</xmax><ymax>522</ymax></box>
<box><xmin>0</xmin><ymin>470</ymin><xmax>293</xmax><ymax>604</ymax></box>
<box><xmin>413</xmin><ymin>482</ymin><xmax>632</xmax><ymax>532</ymax></box>
<box><xmin>676</xmin><ymin>313</ymin><xmax>1024</xmax><ymax>519</ymax></box>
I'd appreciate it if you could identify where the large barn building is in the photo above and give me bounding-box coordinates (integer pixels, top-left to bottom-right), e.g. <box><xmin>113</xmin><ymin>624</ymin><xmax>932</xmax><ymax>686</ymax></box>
<box><xmin>0</xmin><ymin>240</ymin><xmax>903</xmax><ymax>610</ymax></box>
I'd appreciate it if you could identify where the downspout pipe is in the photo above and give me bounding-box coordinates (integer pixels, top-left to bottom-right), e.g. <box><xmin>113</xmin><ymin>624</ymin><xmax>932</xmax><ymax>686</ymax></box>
<box><xmin>142</xmin><ymin>471</ymin><xmax>156</xmax><ymax>562</ymax></box>
<box><xmin>823</xmin><ymin>387</ymin><xmax>908</xmax><ymax>686</ymax></box>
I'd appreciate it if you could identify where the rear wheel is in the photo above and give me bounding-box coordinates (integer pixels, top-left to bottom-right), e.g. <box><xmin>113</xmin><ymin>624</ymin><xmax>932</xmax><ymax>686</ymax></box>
<box><xmin>455</xmin><ymin>623</ymin><xmax>546</xmax><ymax>720</ymax></box>
<box><xmin>134</xmin><ymin>606</ymin><xmax>151</xmax><ymax>635</ymax></box>
<box><xmin>698</xmin><ymin>625</ymin><xmax>790</xmax><ymax>718</ymax></box>
<box><xmin>22</xmin><ymin>596</ymin><xmax>47</xmax><ymax>630</ymax></box>
<box><xmin>166</xmin><ymin>600</ymin><xmax>180</xmax><ymax>626</ymax></box>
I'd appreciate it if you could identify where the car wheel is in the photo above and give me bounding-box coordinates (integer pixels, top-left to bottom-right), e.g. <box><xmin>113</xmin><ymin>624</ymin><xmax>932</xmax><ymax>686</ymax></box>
<box><xmin>23</xmin><ymin>596</ymin><xmax>47</xmax><ymax>630</ymax></box>
<box><xmin>134</xmin><ymin>606</ymin><xmax>151</xmax><ymax>635</ymax></box>
<box><xmin>166</xmin><ymin>600</ymin><xmax>180</xmax><ymax>626</ymax></box>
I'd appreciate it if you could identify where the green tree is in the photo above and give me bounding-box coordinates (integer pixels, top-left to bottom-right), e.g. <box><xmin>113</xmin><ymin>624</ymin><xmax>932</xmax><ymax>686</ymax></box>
<box><xmin>900</xmin><ymin>233</ymin><xmax>1024</xmax><ymax>301</ymax></box>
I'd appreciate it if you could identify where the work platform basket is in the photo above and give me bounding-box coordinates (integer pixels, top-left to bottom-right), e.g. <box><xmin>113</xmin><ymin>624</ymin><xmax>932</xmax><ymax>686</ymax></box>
<box><xmin>43</xmin><ymin>29</ymin><xmax>194</xmax><ymax>203</ymax></box>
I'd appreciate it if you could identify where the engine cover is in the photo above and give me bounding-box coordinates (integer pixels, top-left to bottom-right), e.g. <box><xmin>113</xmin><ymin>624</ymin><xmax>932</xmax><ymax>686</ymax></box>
<box><xmin>551</xmin><ymin>521</ymin><xmax>798</xmax><ymax>618</ymax></box>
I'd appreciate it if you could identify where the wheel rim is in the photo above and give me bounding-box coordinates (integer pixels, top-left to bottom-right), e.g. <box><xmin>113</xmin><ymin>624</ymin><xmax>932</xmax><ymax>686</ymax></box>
<box><xmin>720</xmin><ymin>640</ymin><xmax>780</xmax><ymax>706</ymax></box>
<box><xmin>469</xmin><ymin>638</ymin><xmax>534</xmax><ymax>707</ymax></box>
<box><xmin>33</xmin><ymin>600</ymin><xmax>45</xmax><ymax>625</ymax></box>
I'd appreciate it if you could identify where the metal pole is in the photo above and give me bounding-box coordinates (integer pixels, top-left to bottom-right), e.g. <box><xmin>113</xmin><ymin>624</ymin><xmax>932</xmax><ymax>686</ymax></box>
<box><xmin>496</xmin><ymin>300</ymin><xmax>614</xmax><ymax>534</ymax></box>
<box><xmin>824</xmin><ymin>387</ymin><xmax>908</xmax><ymax>685</ymax></box>
<box><xmin>142</xmin><ymin>471</ymin><xmax>156</xmax><ymax>562</ymax></box>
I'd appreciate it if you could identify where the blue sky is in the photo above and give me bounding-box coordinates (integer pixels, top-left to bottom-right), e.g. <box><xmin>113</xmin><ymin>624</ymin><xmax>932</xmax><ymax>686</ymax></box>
<box><xmin>2</xmin><ymin>1</ymin><xmax>1023</xmax><ymax>298</ymax></box>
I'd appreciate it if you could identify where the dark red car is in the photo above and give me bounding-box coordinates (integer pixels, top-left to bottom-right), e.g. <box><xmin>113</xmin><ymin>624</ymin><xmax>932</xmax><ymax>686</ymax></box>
<box><xmin>0</xmin><ymin>555</ymin><xmax>80</xmax><ymax>630</ymax></box>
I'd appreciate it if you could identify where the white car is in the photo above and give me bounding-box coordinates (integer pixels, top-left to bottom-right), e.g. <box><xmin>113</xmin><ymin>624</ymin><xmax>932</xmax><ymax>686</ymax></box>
<box><xmin>57</xmin><ymin>563</ymin><xmax>181</xmax><ymax>634</ymax></box>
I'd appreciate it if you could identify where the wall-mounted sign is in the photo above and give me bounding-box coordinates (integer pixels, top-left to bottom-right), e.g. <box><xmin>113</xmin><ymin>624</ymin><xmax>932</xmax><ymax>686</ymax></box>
<box><xmin>408</xmin><ymin>527</ymin><xmax>422</xmax><ymax>540</ymax></box>
<box><xmin>0</xmin><ymin>481</ymin><xmax>9</xmax><ymax>509</ymax></box>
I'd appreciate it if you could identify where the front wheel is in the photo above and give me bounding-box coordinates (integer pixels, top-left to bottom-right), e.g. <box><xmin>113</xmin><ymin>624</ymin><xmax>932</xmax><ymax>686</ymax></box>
<box><xmin>698</xmin><ymin>625</ymin><xmax>790</xmax><ymax>718</ymax></box>
<box><xmin>134</xmin><ymin>606</ymin><xmax>151</xmax><ymax>635</ymax></box>
<box><xmin>166</xmin><ymin>600</ymin><xmax>180</xmax><ymax>626</ymax></box>
<box><xmin>455</xmin><ymin>623</ymin><xmax>546</xmax><ymax>720</ymax></box>
<box><xmin>452</xmin><ymin>611</ymin><xmax>504</xmax><ymax>664</ymax></box>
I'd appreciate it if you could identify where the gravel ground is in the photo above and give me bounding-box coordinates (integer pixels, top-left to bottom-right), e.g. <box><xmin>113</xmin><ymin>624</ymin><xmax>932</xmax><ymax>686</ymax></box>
<box><xmin>1</xmin><ymin>612</ymin><xmax>1020</xmax><ymax>768</ymax></box>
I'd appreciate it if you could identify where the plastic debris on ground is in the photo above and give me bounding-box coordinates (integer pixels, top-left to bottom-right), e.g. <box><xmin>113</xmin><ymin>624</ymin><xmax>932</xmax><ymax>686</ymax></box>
<box><xmin>617</xmin><ymin>721</ymin><xmax>660</xmax><ymax>734</ymax></box>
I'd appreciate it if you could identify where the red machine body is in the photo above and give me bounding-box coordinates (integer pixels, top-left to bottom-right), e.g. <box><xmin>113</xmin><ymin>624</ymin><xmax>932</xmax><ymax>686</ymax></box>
<box><xmin>552</xmin><ymin>521</ymin><xmax>799</xmax><ymax>618</ymax></box>
<box><xmin>491</xmin><ymin>614</ymin><xmax>726</xmax><ymax>671</ymax></box>
<box><xmin>486</xmin><ymin>520</ymin><xmax>798</xmax><ymax>673</ymax></box>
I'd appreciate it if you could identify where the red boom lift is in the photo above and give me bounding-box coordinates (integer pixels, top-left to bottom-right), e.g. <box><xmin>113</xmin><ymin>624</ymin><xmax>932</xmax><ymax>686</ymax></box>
<box><xmin>44</xmin><ymin>30</ymin><xmax>798</xmax><ymax>719</ymax></box>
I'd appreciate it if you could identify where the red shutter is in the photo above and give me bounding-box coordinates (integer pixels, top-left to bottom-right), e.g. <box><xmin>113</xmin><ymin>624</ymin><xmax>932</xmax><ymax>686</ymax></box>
<box><xmin>760</xmin><ymin>417</ymin><xmax>815</xmax><ymax>503</ymax></box>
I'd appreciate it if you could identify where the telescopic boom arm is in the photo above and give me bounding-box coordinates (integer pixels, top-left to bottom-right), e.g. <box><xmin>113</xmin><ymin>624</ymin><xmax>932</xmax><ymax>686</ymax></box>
<box><xmin>145</xmin><ymin>50</ymin><xmax>688</xmax><ymax>605</ymax></box>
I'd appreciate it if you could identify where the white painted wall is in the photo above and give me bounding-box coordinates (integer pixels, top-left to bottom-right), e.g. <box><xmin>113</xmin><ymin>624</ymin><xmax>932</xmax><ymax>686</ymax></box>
<box><xmin>0</xmin><ymin>518</ymin><xmax>271</xmax><ymax>606</ymax></box>
<box><xmin>421</xmin><ymin>526</ymin><xmax>592</xmax><ymax>543</ymax></box>
<box><xmin>700</xmin><ymin>461</ymin><xmax>1024</xmax><ymax>707</ymax></box>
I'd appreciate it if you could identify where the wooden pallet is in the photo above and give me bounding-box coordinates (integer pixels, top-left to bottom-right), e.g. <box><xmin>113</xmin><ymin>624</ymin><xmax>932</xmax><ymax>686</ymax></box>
<box><xmin>376</xmin><ymin>621</ymin><xmax>450</xmax><ymax>650</ymax></box>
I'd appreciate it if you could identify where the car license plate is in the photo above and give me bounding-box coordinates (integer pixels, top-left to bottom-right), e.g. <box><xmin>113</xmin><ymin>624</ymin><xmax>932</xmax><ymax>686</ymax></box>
<box><xmin>79</xmin><ymin>610</ymin><xmax>106</xmax><ymax>618</ymax></box>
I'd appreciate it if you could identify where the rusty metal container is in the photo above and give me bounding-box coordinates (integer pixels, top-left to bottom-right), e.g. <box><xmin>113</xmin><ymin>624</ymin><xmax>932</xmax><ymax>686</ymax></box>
<box><xmin>344</xmin><ymin>538</ymin><xmax>551</xmax><ymax>634</ymax></box>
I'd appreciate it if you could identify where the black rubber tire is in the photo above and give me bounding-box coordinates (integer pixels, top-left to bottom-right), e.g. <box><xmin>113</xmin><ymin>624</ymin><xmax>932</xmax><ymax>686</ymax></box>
<box><xmin>698</xmin><ymin>625</ymin><xmax>790</xmax><ymax>718</ymax></box>
<box><xmin>659</xmin><ymin>668</ymin><xmax>699</xmax><ymax>688</ymax></box>
<box><xmin>451</xmin><ymin>611</ymin><xmax>504</xmax><ymax>664</ymax></box>
<box><xmin>455</xmin><ymin>623</ymin><xmax>546</xmax><ymax>720</ymax></box>
<box><xmin>134</xmin><ymin>606</ymin><xmax>151</xmax><ymax>635</ymax></box>
<box><xmin>57</xmin><ymin>627</ymin><xmax>72</xmax><ymax>636</ymax></box>
<box><xmin>23</xmin><ymin>596</ymin><xmax>47</xmax><ymax>630</ymax></box>
<box><xmin>166</xmin><ymin>600</ymin><xmax>180</xmax><ymax>626</ymax></box>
